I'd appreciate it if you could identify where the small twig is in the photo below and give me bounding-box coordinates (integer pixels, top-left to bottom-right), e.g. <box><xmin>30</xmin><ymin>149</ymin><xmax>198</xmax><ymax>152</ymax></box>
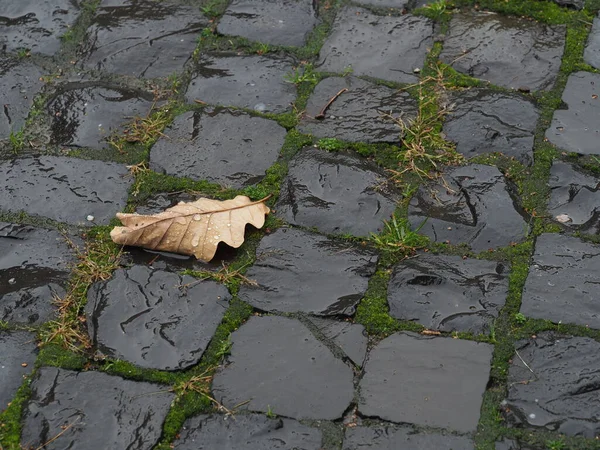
<box><xmin>194</xmin><ymin>99</ymin><xmax>207</xmax><ymax>105</ymax></box>
<box><xmin>515</xmin><ymin>349</ymin><xmax>538</xmax><ymax>380</ymax></box>
<box><xmin>315</xmin><ymin>88</ymin><xmax>347</xmax><ymax>120</ymax></box>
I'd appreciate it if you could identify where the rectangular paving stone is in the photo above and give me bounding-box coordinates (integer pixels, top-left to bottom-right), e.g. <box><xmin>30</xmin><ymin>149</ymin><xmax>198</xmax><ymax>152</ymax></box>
<box><xmin>317</xmin><ymin>7</ymin><xmax>433</xmax><ymax>84</ymax></box>
<box><xmin>358</xmin><ymin>332</ymin><xmax>493</xmax><ymax>432</ymax></box>
<box><xmin>503</xmin><ymin>332</ymin><xmax>600</xmax><ymax>437</ymax></box>
<box><xmin>81</xmin><ymin>1</ymin><xmax>207</xmax><ymax>78</ymax></box>
<box><xmin>343</xmin><ymin>425</ymin><xmax>475</xmax><ymax>449</ymax></box>
<box><xmin>521</xmin><ymin>233</ymin><xmax>600</xmax><ymax>328</ymax></box>
<box><xmin>185</xmin><ymin>53</ymin><xmax>296</xmax><ymax>113</ymax></box>
<box><xmin>545</xmin><ymin>72</ymin><xmax>600</xmax><ymax>155</ymax></box>
<box><xmin>0</xmin><ymin>156</ymin><xmax>132</xmax><ymax>226</ymax></box>
<box><xmin>217</xmin><ymin>0</ymin><xmax>318</xmax><ymax>47</ymax></box>
<box><xmin>439</xmin><ymin>12</ymin><xmax>565</xmax><ymax>91</ymax></box>
<box><xmin>584</xmin><ymin>14</ymin><xmax>600</xmax><ymax>69</ymax></box>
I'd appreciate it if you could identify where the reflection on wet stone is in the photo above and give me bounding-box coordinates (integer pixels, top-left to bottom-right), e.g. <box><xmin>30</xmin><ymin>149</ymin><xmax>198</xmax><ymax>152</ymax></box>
<box><xmin>22</xmin><ymin>367</ymin><xmax>174</xmax><ymax>449</ymax></box>
<box><xmin>443</xmin><ymin>89</ymin><xmax>539</xmax><ymax>165</ymax></box>
<box><xmin>174</xmin><ymin>414</ymin><xmax>322</xmax><ymax>450</ymax></box>
<box><xmin>1</xmin><ymin>284</ymin><xmax>64</xmax><ymax>325</ymax></box>
<box><xmin>277</xmin><ymin>148</ymin><xmax>401</xmax><ymax>236</ymax></box>
<box><xmin>0</xmin><ymin>157</ymin><xmax>132</xmax><ymax>226</ymax></box>
<box><xmin>408</xmin><ymin>164</ymin><xmax>528</xmax><ymax>251</ymax></box>
<box><xmin>304</xmin><ymin>317</ymin><xmax>368</xmax><ymax>366</ymax></box>
<box><xmin>48</xmin><ymin>85</ymin><xmax>154</xmax><ymax>148</ymax></box>
<box><xmin>439</xmin><ymin>12</ymin><xmax>565</xmax><ymax>91</ymax></box>
<box><xmin>298</xmin><ymin>76</ymin><xmax>417</xmax><ymax>143</ymax></box>
<box><xmin>545</xmin><ymin>71</ymin><xmax>600</xmax><ymax>155</ymax></box>
<box><xmin>548</xmin><ymin>161</ymin><xmax>600</xmax><ymax>232</ymax></box>
<box><xmin>503</xmin><ymin>332</ymin><xmax>600</xmax><ymax>437</ymax></box>
<box><xmin>0</xmin><ymin>331</ymin><xmax>37</xmax><ymax>412</ymax></box>
<box><xmin>81</xmin><ymin>0</ymin><xmax>207</xmax><ymax>78</ymax></box>
<box><xmin>0</xmin><ymin>58</ymin><xmax>44</xmax><ymax>139</ymax></box>
<box><xmin>150</xmin><ymin>109</ymin><xmax>286</xmax><ymax>188</ymax></box>
<box><xmin>239</xmin><ymin>228</ymin><xmax>377</xmax><ymax>315</ymax></box>
<box><xmin>0</xmin><ymin>0</ymin><xmax>79</xmax><ymax>55</ymax></box>
<box><xmin>387</xmin><ymin>254</ymin><xmax>508</xmax><ymax>334</ymax></box>
<box><xmin>218</xmin><ymin>0</ymin><xmax>318</xmax><ymax>47</ymax></box>
<box><xmin>86</xmin><ymin>265</ymin><xmax>230</xmax><ymax>370</ymax></box>
<box><xmin>584</xmin><ymin>14</ymin><xmax>600</xmax><ymax>69</ymax></box>
<box><xmin>521</xmin><ymin>234</ymin><xmax>600</xmax><ymax>328</ymax></box>
<box><xmin>185</xmin><ymin>54</ymin><xmax>296</xmax><ymax>113</ymax></box>
<box><xmin>343</xmin><ymin>426</ymin><xmax>475</xmax><ymax>450</ymax></box>
<box><xmin>317</xmin><ymin>7</ymin><xmax>433</xmax><ymax>84</ymax></box>
<box><xmin>212</xmin><ymin>315</ymin><xmax>354</xmax><ymax>420</ymax></box>
<box><xmin>358</xmin><ymin>332</ymin><xmax>493</xmax><ymax>432</ymax></box>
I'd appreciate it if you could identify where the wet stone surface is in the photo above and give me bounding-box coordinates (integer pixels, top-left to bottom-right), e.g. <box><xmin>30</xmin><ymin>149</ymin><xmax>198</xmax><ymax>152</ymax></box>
<box><xmin>0</xmin><ymin>58</ymin><xmax>44</xmax><ymax>139</ymax></box>
<box><xmin>0</xmin><ymin>0</ymin><xmax>79</xmax><ymax>56</ymax></box>
<box><xmin>545</xmin><ymin>71</ymin><xmax>600</xmax><ymax>155</ymax></box>
<box><xmin>150</xmin><ymin>109</ymin><xmax>286</xmax><ymax>188</ymax></box>
<box><xmin>387</xmin><ymin>254</ymin><xmax>509</xmax><ymax>334</ymax></box>
<box><xmin>521</xmin><ymin>233</ymin><xmax>600</xmax><ymax>328</ymax></box>
<box><xmin>408</xmin><ymin>164</ymin><xmax>528</xmax><ymax>251</ymax></box>
<box><xmin>443</xmin><ymin>89</ymin><xmax>539</xmax><ymax>166</ymax></box>
<box><xmin>298</xmin><ymin>76</ymin><xmax>417</xmax><ymax>143</ymax></box>
<box><xmin>218</xmin><ymin>0</ymin><xmax>318</xmax><ymax>47</ymax></box>
<box><xmin>185</xmin><ymin>54</ymin><xmax>296</xmax><ymax>113</ymax></box>
<box><xmin>239</xmin><ymin>228</ymin><xmax>378</xmax><ymax>316</ymax></box>
<box><xmin>174</xmin><ymin>414</ymin><xmax>323</xmax><ymax>450</ymax></box>
<box><xmin>277</xmin><ymin>148</ymin><xmax>401</xmax><ymax>236</ymax></box>
<box><xmin>503</xmin><ymin>332</ymin><xmax>600</xmax><ymax>437</ymax></box>
<box><xmin>439</xmin><ymin>12</ymin><xmax>565</xmax><ymax>91</ymax></box>
<box><xmin>1</xmin><ymin>284</ymin><xmax>65</xmax><ymax>325</ymax></box>
<box><xmin>552</xmin><ymin>0</ymin><xmax>584</xmax><ymax>8</ymax></box>
<box><xmin>317</xmin><ymin>7</ymin><xmax>433</xmax><ymax>84</ymax></box>
<box><xmin>584</xmin><ymin>14</ymin><xmax>600</xmax><ymax>69</ymax></box>
<box><xmin>343</xmin><ymin>425</ymin><xmax>475</xmax><ymax>450</ymax></box>
<box><xmin>0</xmin><ymin>157</ymin><xmax>132</xmax><ymax>226</ymax></box>
<box><xmin>48</xmin><ymin>85</ymin><xmax>154</xmax><ymax>148</ymax></box>
<box><xmin>0</xmin><ymin>331</ymin><xmax>37</xmax><ymax>412</ymax></box>
<box><xmin>86</xmin><ymin>265</ymin><xmax>230</xmax><ymax>371</ymax></box>
<box><xmin>212</xmin><ymin>315</ymin><xmax>354</xmax><ymax>420</ymax></box>
<box><xmin>548</xmin><ymin>161</ymin><xmax>600</xmax><ymax>232</ymax></box>
<box><xmin>305</xmin><ymin>317</ymin><xmax>368</xmax><ymax>366</ymax></box>
<box><xmin>81</xmin><ymin>0</ymin><xmax>207</xmax><ymax>78</ymax></box>
<box><xmin>359</xmin><ymin>332</ymin><xmax>493</xmax><ymax>432</ymax></box>
<box><xmin>22</xmin><ymin>367</ymin><xmax>174</xmax><ymax>449</ymax></box>
<box><xmin>353</xmin><ymin>0</ymin><xmax>409</xmax><ymax>8</ymax></box>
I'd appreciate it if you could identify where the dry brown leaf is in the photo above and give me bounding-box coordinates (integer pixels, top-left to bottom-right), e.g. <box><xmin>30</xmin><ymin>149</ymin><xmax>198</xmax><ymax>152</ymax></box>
<box><xmin>110</xmin><ymin>195</ymin><xmax>270</xmax><ymax>262</ymax></box>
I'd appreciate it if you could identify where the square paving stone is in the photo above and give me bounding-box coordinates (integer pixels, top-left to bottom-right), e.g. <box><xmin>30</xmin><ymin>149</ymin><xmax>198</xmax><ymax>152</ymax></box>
<box><xmin>0</xmin><ymin>58</ymin><xmax>44</xmax><ymax>139</ymax></box>
<box><xmin>81</xmin><ymin>1</ymin><xmax>207</xmax><ymax>78</ymax></box>
<box><xmin>276</xmin><ymin>147</ymin><xmax>401</xmax><ymax>236</ymax></box>
<box><xmin>343</xmin><ymin>425</ymin><xmax>475</xmax><ymax>449</ymax></box>
<box><xmin>545</xmin><ymin>72</ymin><xmax>600</xmax><ymax>155</ymax></box>
<box><xmin>548</xmin><ymin>160</ymin><xmax>600</xmax><ymax>232</ymax></box>
<box><xmin>0</xmin><ymin>331</ymin><xmax>37</xmax><ymax>412</ymax></box>
<box><xmin>408</xmin><ymin>164</ymin><xmax>528</xmax><ymax>251</ymax></box>
<box><xmin>503</xmin><ymin>332</ymin><xmax>600</xmax><ymax>437</ymax></box>
<box><xmin>48</xmin><ymin>85</ymin><xmax>154</xmax><ymax>148</ymax></box>
<box><xmin>584</xmin><ymin>14</ymin><xmax>600</xmax><ymax>69</ymax></box>
<box><xmin>149</xmin><ymin>109</ymin><xmax>286</xmax><ymax>188</ymax></box>
<box><xmin>387</xmin><ymin>254</ymin><xmax>509</xmax><ymax>334</ymax></box>
<box><xmin>239</xmin><ymin>228</ymin><xmax>378</xmax><ymax>316</ymax></box>
<box><xmin>217</xmin><ymin>0</ymin><xmax>318</xmax><ymax>47</ymax></box>
<box><xmin>439</xmin><ymin>12</ymin><xmax>565</xmax><ymax>91</ymax></box>
<box><xmin>212</xmin><ymin>315</ymin><xmax>354</xmax><ymax>420</ymax></box>
<box><xmin>443</xmin><ymin>89</ymin><xmax>539</xmax><ymax>166</ymax></box>
<box><xmin>86</xmin><ymin>265</ymin><xmax>230</xmax><ymax>370</ymax></box>
<box><xmin>305</xmin><ymin>317</ymin><xmax>368</xmax><ymax>366</ymax></box>
<box><xmin>521</xmin><ymin>233</ymin><xmax>600</xmax><ymax>328</ymax></box>
<box><xmin>0</xmin><ymin>0</ymin><xmax>80</xmax><ymax>56</ymax></box>
<box><xmin>317</xmin><ymin>7</ymin><xmax>433</xmax><ymax>84</ymax></box>
<box><xmin>185</xmin><ymin>54</ymin><xmax>296</xmax><ymax>113</ymax></box>
<box><xmin>21</xmin><ymin>367</ymin><xmax>174</xmax><ymax>449</ymax></box>
<box><xmin>358</xmin><ymin>332</ymin><xmax>493</xmax><ymax>432</ymax></box>
<box><xmin>174</xmin><ymin>414</ymin><xmax>322</xmax><ymax>449</ymax></box>
<box><xmin>298</xmin><ymin>76</ymin><xmax>417</xmax><ymax>143</ymax></box>
<box><xmin>0</xmin><ymin>157</ymin><xmax>132</xmax><ymax>226</ymax></box>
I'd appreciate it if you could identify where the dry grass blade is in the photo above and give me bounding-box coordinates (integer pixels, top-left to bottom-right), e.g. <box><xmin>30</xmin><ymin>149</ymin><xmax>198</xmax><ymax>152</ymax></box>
<box><xmin>175</xmin><ymin>367</ymin><xmax>236</xmax><ymax>416</ymax></box>
<box><xmin>111</xmin><ymin>195</ymin><xmax>271</xmax><ymax>262</ymax></box>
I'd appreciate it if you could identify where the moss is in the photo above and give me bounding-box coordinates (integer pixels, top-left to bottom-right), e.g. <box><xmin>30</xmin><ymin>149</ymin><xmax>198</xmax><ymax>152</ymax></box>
<box><xmin>36</xmin><ymin>344</ymin><xmax>87</xmax><ymax>370</ymax></box>
<box><xmin>99</xmin><ymin>359</ymin><xmax>181</xmax><ymax>385</ymax></box>
<box><xmin>0</xmin><ymin>378</ymin><xmax>32</xmax><ymax>449</ymax></box>
<box><xmin>354</xmin><ymin>269</ymin><xmax>401</xmax><ymax>336</ymax></box>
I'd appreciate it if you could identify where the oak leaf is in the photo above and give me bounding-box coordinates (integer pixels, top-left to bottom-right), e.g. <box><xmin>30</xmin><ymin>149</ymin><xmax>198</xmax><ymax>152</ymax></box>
<box><xmin>110</xmin><ymin>195</ymin><xmax>270</xmax><ymax>262</ymax></box>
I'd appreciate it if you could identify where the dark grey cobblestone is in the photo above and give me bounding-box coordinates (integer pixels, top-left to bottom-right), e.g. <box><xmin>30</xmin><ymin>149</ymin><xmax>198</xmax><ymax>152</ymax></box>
<box><xmin>0</xmin><ymin>331</ymin><xmax>37</xmax><ymax>413</ymax></box>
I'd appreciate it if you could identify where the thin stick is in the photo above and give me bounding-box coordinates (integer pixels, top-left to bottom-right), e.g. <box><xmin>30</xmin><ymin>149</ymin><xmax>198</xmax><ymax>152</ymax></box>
<box><xmin>315</xmin><ymin>88</ymin><xmax>347</xmax><ymax>120</ymax></box>
<box><xmin>515</xmin><ymin>349</ymin><xmax>537</xmax><ymax>379</ymax></box>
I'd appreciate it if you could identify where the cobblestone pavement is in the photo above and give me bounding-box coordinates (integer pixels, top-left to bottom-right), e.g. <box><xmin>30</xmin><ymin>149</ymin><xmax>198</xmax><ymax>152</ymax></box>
<box><xmin>1</xmin><ymin>0</ymin><xmax>600</xmax><ymax>449</ymax></box>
